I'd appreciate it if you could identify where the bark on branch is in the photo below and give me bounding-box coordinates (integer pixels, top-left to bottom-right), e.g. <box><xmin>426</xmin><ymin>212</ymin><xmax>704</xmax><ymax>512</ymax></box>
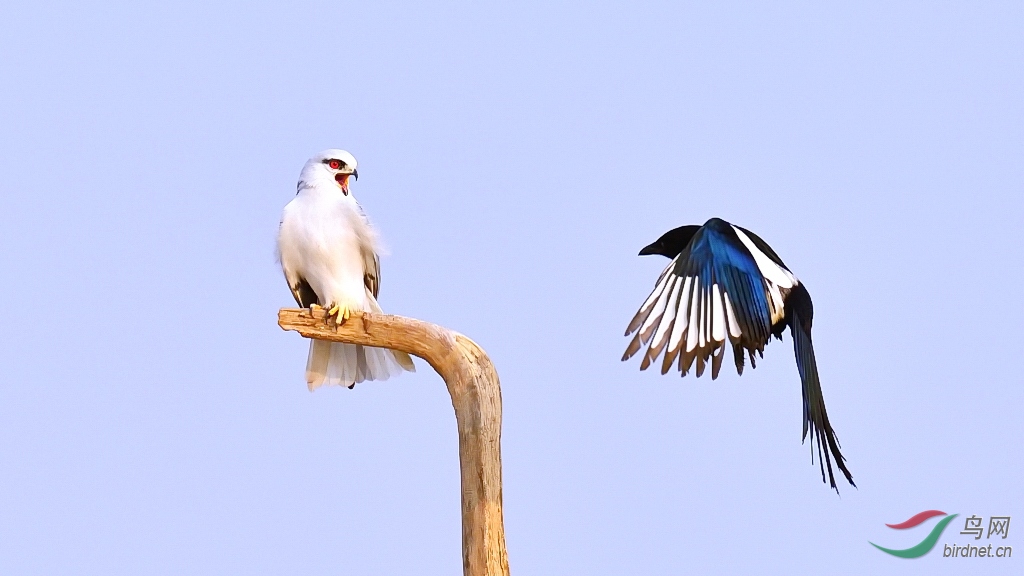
<box><xmin>278</xmin><ymin>308</ymin><xmax>510</xmax><ymax>576</ymax></box>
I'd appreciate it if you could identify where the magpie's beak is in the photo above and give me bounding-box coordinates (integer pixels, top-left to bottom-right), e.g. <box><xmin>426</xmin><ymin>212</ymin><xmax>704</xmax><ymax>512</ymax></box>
<box><xmin>638</xmin><ymin>242</ymin><xmax>661</xmax><ymax>256</ymax></box>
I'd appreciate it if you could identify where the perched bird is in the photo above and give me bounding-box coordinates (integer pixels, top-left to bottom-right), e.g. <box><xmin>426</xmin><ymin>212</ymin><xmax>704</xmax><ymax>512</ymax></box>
<box><xmin>278</xmin><ymin>149</ymin><xmax>415</xmax><ymax>390</ymax></box>
<box><xmin>623</xmin><ymin>218</ymin><xmax>854</xmax><ymax>492</ymax></box>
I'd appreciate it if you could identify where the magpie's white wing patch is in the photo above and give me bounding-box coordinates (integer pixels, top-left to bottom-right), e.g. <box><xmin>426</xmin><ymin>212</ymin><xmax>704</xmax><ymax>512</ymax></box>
<box><xmin>732</xmin><ymin>227</ymin><xmax>797</xmax><ymax>289</ymax></box>
<box><xmin>732</xmin><ymin>226</ymin><xmax>798</xmax><ymax>325</ymax></box>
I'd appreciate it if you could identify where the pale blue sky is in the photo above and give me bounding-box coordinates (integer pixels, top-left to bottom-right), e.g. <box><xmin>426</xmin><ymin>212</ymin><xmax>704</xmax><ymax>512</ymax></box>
<box><xmin>1</xmin><ymin>1</ymin><xmax>1021</xmax><ymax>574</ymax></box>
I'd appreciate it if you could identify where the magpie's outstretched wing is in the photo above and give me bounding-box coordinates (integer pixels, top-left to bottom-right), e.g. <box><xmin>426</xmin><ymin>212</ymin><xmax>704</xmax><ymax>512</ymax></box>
<box><xmin>624</xmin><ymin>218</ymin><xmax>854</xmax><ymax>492</ymax></box>
<box><xmin>623</xmin><ymin>218</ymin><xmax>794</xmax><ymax>378</ymax></box>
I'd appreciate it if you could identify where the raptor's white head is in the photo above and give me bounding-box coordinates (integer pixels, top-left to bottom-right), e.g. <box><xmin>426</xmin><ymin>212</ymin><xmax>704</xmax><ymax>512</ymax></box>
<box><xmin>298</xmin><ymin>149</ymin><xmax>359</xmax><ymax>195</ymax></box>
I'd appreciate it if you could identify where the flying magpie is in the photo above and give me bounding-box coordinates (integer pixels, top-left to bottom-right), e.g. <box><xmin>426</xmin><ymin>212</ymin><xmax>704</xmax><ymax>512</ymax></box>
<box><xmin>623</xmin><ymin>217</ymin><xmax>855</xmax><ymax>492</ymax></box>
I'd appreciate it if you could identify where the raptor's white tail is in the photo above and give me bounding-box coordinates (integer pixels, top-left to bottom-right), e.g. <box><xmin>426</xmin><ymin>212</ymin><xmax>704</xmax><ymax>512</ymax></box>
<box><xmin>305</xmin><ymin>340</ymin><xmax>415</xmax><ymax>390</ymax></box>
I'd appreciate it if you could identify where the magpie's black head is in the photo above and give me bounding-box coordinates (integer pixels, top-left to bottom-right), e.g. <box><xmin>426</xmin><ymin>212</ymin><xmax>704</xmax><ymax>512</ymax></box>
<box><xmin>638</xmin><ymin>225</ymin><xmax>698</xmax><ymax>258</ymax></box>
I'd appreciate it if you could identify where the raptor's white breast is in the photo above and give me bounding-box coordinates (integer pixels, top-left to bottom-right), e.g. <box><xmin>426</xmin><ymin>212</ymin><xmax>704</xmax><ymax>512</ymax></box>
<box><xmin>278</xmin><ymin>184</ymin><xmax>377</xmax><ymax>309</ymax></box>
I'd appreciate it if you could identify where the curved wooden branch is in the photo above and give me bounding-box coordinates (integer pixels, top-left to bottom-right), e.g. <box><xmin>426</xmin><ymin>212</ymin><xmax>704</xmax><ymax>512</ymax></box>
<box><xmin>278</xmin><ymin>308</ymin><xmax>510</xmax><ymax>576</ymax></box>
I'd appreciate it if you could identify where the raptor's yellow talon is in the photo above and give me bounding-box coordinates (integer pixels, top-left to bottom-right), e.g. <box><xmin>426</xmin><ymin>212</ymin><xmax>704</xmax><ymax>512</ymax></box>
<box><xmin>325</xmin><ymin>303</ymin><xmax>352</xmax><ymax>326</ymax></box>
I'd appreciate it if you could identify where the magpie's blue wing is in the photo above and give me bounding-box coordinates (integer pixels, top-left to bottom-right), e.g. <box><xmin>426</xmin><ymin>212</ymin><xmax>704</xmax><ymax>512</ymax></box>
<box><xmin>624</xmin><ymin>218</ymin><xmax>796</xmax><ymax>379</ymax></box>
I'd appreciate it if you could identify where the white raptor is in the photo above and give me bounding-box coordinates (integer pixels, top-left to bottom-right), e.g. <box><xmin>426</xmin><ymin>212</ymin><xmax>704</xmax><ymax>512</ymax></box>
<box><xmin>278</xmin><ymin>149</ymin><xmax>415</xmax><ymax>389</ymax></box>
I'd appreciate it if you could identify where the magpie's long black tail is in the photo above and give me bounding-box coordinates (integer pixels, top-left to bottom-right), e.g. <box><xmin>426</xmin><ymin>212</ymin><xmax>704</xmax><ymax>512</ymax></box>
<box><xmin>790</xmin><ymin>313</ymin><xmax>855</xmax><ymax>492</ymax></box>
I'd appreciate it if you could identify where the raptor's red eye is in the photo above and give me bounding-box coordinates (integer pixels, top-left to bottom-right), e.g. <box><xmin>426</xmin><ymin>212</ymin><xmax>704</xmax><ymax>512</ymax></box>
<box><xmin>328</xmin><ymin>159</ymin><xmax>341</xmax><ymax>170</ymax></box>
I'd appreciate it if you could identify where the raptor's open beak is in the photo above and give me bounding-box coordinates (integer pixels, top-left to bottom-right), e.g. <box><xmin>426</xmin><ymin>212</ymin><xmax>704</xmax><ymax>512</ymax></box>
<box><xmin>334</xmin><ymin>174</ymin><xmax>349</xmax><ymax>195</ymax></box>
<box><xmin>334</xmin><ymin>169</ymin><xmax>357</xmax><ymax>195</ymax></box>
